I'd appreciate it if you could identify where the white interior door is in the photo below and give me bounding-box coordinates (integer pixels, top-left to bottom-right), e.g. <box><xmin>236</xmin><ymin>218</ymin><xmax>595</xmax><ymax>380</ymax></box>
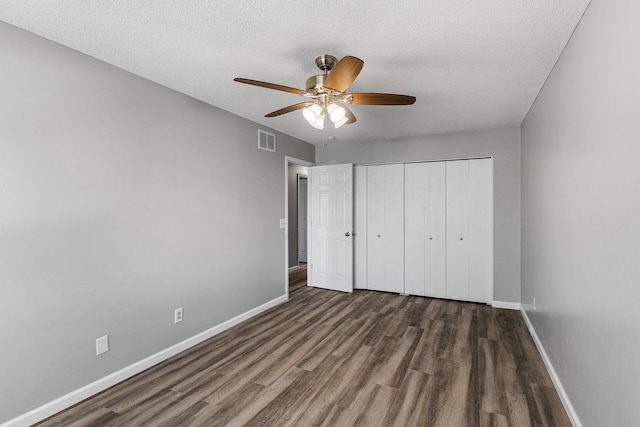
<box><xmin>309</xmin><ymin>164</ymin><xmax>353</xmax><ymax>293</ymax></box>
<box><xmin>297</xmin><ymin>176</ymin><xmax>307</xmax><ymax>263</ymax></box>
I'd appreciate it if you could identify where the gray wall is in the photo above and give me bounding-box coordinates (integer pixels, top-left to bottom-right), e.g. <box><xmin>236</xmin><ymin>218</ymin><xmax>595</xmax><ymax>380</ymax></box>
<box><xmin>287</xmin><ymin>164</ymin><xmax>308</xmax><ymax>268</ymax></box>
<box><xmin>0</xmin><ymin>22</ymin><xmax>314</xmax><ymax>422</ymax></box>
<box><xmin>316</xmin><ymin>127</ymin><xmax>521</xmax><ymax>303</ymax></box>
<box><xmin>521</xmin><ymin>1</ymin><xmax>640</xmax><ymax>425</ymax></box>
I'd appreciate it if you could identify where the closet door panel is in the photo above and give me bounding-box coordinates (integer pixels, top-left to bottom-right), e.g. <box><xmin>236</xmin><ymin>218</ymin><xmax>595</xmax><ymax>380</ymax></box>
<box><xmin>404</xmin><ymin>163</ymin><xmax>426</xmax><ymax>296</ymax></box>
<box><xmin>446</xmin><ymin>160</ymin><xmax>470</xmax><ymax>301</ymax></box>
<box><xmin>354</xmin><ymin>166</ymin><xmax>368</xmax><ymax>289</ymax></box>
<box><xmin>385</xmin><ymin>164</ymin><xmax>405</xmax><ymax>294</ymax></box>
<box><xmin>367</xmin><ymin>164</ymin><xmax>404</xmax><ymax>293</ymax></box>
<box><xmin>468</xmin><ymin>158</ymin><xmax>493</xmax><ymax>303</ymax></box>
<box><xmin>424</xmin><ymin>162</ymin><xmax>446</xmax><ymax>298</ymax></box>
<box><xmin>367</xmin><ymin>165</ymin><xmax>386</xmax><ymax>292</ymax></box>
<box><xmin>405</xmin><ymin>162</ymin><xmax>445</xmax><ymax>298</ymax></box>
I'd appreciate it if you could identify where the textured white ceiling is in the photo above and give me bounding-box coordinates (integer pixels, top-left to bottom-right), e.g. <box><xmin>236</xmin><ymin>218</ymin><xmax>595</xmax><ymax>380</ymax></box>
<box><xmin>1</xmin><ymin>1</ymin><xmax>590</xmax><ymax>145</ymax></box>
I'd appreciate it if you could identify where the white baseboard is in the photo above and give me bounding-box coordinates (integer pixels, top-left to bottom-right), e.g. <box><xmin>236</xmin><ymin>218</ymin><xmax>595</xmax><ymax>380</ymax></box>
<box><xmin>492</xmin><ymin>300</ymin><xmax>521</xmax><ymax>310</ymax></box>
<box><xmin>520</xmin><ymin>308</ymin><xmax>582</xmax><ymax>427</ymax></box>
<box><xmin>1</xmin><ymin>295</ymin><xmax>288</xmax><ymax>427</ymax></box>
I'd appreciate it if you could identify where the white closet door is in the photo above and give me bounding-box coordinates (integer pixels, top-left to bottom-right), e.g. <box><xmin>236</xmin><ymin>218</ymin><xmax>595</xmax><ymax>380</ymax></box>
<box><xmin>468</xmin><ymin>158</ymin><xmax>493</xmax><ymax>302</ymax></box>
<box><xmin>404</xmin><ymin>163</ymin><xmax>426</xmax><ymax>296</ymax></box>
<box><xmin>405</xmin><ymin>162</ymin><xmax>446</xmax><ymax>298</ymax></box>
<box><xmin>354</xmin><ymin>165</ymin><xmax>368</xmax><ymax>289</ymax></box>
<box><xmin>446</xmin><ymin>160</ymin><xmax>470</xmax><ymax>301</ymax></box>
<box><xmin>424</xmin><ymin>162</ymin><xmax>446</xmax><ymax>298</ymax></box>
<box><xmin>367</xmin><ymin>165</ymin><xmax>386</xmax><ymax>291</ymax></box>
<box><xmin>446</xmin><ymin>158</ymin><xmax>493</xmax><ymax>303</ymax></box>
<box><xmin>386</xmin><ymin>164</ymin><xmax>405</xmax><ymax>293</ymax></box>
<box><xmin>367</xmin><ymin>164</ymin><xmax>404</xmax><ymax>293</ymax></box>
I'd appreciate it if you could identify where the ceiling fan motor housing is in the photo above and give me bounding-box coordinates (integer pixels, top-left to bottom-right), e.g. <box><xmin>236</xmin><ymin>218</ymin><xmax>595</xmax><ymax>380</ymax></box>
<box><xmin>306</xmin><ymin>74</ymin><xmax>326</xmax><ymax>95</ymax></box>
<box><xmin>306</xmin><ymin>55</ymin><xmax>339</xmax><ymax>96</ymax></box>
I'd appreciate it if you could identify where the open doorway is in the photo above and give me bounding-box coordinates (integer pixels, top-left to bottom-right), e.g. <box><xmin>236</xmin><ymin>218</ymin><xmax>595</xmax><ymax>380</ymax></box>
<box><xmin>289</xmin><ymin>174</ymin><xmax>308</xmax><ymax>296</ymax></box>
<box><xmin>296</xmin><ymin>174</ymin><xmax>308</xmax><ymax>265</ymax></box>
<box><xmin>285</xmin><ymin>156</ymin><xmax>313</xmax><ymax>298</ymax></box>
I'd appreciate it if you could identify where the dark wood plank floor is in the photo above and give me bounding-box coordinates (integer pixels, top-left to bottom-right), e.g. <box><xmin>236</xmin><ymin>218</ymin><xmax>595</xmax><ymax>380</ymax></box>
<box><xmin>36</xmin><ymin>264</ymin><xmax>570</xmax><ymax>426</ymax></box>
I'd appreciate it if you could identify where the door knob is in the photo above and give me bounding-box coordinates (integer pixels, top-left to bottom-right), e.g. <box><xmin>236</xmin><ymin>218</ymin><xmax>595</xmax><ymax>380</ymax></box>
<box><xmin>345</xmin><ymin>232</ymin><xmax>350</xmax><ymax>237</ymax></box>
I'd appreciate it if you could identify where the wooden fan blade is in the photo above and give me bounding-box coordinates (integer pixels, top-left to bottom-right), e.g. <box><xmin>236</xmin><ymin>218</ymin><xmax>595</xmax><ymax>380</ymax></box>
<box><xmin>234</xmin><ymin>78</ymin><xmax>305</xmax><ymax>95</ymax></box>
<box><xmin>265</xmin><ymin>102</ymin><xmax>314</xmax><ymax>117</ymax></box>
<box><xmin>342</xmin><ymin>105</ymin><xmax>357</xmax><ymax>124</ymax></box>
<box><xmin>350</xmin><ymin>93</ymin><xmax>416</xmax><ymax>105</ymax></box>
<box><xmin>323</xmin><ymin>56</ymin><xmax>364</xmax><ymax>93</ymax></box>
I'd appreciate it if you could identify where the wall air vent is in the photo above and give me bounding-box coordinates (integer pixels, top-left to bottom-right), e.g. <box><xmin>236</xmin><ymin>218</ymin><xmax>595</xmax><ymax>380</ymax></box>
<box><xmin>258</xmin><ymin>129</ymin><xmax>276</xmax><ymax>152</ymax></box>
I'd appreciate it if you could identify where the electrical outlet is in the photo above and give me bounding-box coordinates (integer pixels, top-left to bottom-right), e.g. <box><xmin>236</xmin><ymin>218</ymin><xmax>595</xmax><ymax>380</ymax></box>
<box><xmin>96</xmin><ymin>335</ymin><xmax>109</xmax><ymax>356</ymax></box>
<box><xmin>174</xmin><ymin>308</ymin><xmax>183</xmax><ymax>323</ymax></box>
<box><xmin>533</xmin><ymin>297</ymin><xmax>536</xmax><ymax>311</ymax></box>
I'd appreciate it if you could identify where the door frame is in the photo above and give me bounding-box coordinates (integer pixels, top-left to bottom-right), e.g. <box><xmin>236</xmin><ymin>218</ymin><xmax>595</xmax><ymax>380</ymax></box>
<box><xmin>284</xmin><ymin>156</ymin><xmax>314</xmax><ymax>300</ymax></box>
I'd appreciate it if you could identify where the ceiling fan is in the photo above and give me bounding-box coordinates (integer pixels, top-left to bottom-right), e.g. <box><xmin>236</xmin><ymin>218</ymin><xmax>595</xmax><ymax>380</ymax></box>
<box><xmin>234</xmin><ymin>55</ymin><xmax>416</xmax><ymax>129</ymax></box>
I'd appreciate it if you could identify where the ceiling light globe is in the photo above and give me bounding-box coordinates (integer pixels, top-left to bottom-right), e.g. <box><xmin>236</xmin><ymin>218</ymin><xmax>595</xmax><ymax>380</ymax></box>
<box><xmin>327</xmin><ymin>103</ymin><xmax>346</xmax><ymax>123</ymax></box>
<box><xmin>303</xmin><ymin>104</ymin><xmax>323</xmax><ymax>123</ymax></box>
<box><xmin>310</xmin><ymin>114</ymin><xmax>325</xmax><ymax>129</ymax></box>
<box><xmin>333</xmin><ymin>116</ymin><xmax>348</xmax><ymax>129</ymax></box>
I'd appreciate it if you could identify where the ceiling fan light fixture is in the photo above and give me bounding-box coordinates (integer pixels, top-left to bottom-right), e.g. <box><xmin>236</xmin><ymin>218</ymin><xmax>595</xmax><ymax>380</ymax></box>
<box><xmin>303</xmin><ymin>104</ymin><xmax>323</xmax><ymax>124</ymax></box>
<box><xmin>235</xmin><ymin>54</ymin><xmax>416</xmax><ymax>131</ymax></box>
<box><xmin>327</xmin><ymin>103</ymin><xmax>346</xmax><ymax>123</ymax></box>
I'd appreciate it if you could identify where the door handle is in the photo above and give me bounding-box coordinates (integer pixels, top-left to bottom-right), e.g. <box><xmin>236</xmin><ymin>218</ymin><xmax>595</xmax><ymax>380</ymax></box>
<box><xmin>345</xmin><ymin>232</ymin><xmax>350</xmax><ymax>237</ymax></box>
